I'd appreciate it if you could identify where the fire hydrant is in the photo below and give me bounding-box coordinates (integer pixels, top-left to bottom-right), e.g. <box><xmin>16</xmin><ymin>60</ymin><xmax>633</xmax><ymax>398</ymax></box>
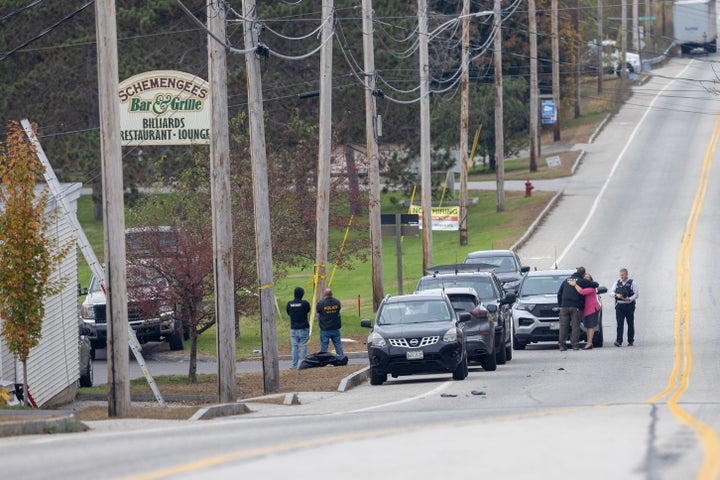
<box><xmin>525</xmin><ymin>179</ymin><xmax>534</xmax><ymax>197</ymax></box>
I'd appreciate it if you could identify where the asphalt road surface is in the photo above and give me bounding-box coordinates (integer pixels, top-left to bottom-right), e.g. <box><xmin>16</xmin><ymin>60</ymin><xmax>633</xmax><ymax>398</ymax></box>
<box><xmin>2</xmin><ymin>57</ymin><xmax>720</xmax><ymax>480</ymax></box>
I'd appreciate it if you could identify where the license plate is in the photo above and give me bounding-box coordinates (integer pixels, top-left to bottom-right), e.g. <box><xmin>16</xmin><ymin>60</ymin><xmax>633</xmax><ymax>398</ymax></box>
<box><xmin>406</xmin><ymin>350</ymin><xmax>424</xmax><ymax>360</ymax></box>
<box><xmin>549</xmin><ymin>323</ymin><xmax>559</xmax><ymax>331</ymax></box>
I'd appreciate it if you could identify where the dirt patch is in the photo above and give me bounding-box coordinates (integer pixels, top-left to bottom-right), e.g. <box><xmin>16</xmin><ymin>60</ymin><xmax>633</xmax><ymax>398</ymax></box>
<box><xmin>71</xmin><ymin>364</ymin><xmax>364</xmax><ymax>421</ymax></box>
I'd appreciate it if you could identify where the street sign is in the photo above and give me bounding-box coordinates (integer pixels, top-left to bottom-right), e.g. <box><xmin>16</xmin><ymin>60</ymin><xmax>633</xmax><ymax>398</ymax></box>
<box><xmin>638</xmin><ymin>15</ymin><xmax>656</xmax><ymax>21</ymax></box>
<box><xmin>542</xmin><ymin>100</ymin><xmax>557</xmax><ymax>125</ymax></box>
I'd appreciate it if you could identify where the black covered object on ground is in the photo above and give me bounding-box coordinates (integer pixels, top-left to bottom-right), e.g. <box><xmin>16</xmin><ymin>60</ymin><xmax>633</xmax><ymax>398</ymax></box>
<box><xmin>298</xmin><ymin>351</ymin><xmax>349</xmax><ymax>370</ymax></box>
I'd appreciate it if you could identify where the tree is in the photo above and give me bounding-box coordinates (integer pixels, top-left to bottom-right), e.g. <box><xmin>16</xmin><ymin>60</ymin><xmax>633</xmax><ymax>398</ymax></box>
<box><xmin>0</xmin><ymin>121</ymin><xmax>71</xmax><ymax>406</ymax></box>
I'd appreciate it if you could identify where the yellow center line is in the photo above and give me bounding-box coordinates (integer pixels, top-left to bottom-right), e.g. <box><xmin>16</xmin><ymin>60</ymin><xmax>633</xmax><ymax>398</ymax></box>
<box><xmin>644</xmin><ymin>110</ymin><xmax>720</xmax><ymax>479</ymax></box>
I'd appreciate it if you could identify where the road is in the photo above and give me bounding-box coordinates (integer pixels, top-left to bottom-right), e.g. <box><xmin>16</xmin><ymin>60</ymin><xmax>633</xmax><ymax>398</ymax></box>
<box><xmin>2</xmin><ymin>57</ymin><xmax>720</xmax><ymax>480</ymax></box>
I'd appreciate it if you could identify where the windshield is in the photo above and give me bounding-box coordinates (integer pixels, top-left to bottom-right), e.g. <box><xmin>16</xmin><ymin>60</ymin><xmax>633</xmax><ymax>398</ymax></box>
<box><xmin>378</xmin><ymin>299</ymin><xmax>451</xmax><ymax>325</ymax></box>
<box><xmin>519</xmin><ymin>275</ymin><xmax>570</xmax><ymax>297</ymax></box>
<box><xmin>465</xmin><ymin>255</ymin><xmax>517</xmax><ymax>273</ymax></box>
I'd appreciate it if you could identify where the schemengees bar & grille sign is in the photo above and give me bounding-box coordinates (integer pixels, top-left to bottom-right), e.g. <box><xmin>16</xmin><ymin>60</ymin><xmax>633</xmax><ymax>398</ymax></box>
<box><xmin>119</xmin><ymin>70</ymin><xmax>210</xmax><ymax>146</ymax></box>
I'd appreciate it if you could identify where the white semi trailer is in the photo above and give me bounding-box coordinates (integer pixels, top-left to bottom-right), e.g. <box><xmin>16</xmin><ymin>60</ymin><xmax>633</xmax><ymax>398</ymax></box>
<box><xmin>673</xmin><ymin>0</ymin><xmax>717</xmax><ymax>54</ymax></box>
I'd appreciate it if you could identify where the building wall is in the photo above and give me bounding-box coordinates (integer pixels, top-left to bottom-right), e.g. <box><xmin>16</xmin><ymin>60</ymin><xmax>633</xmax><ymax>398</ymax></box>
<box><xmin>0</xmin><ymin>183</ymin><xmax>81</xmax><ymax>406</ymax></box>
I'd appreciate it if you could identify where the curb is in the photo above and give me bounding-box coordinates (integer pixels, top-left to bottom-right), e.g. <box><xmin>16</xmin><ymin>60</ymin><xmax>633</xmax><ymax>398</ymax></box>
<box><xmin>0</xmin><ymin>415</ymin><xmax>88</xmax><ymax>437</ymax></box>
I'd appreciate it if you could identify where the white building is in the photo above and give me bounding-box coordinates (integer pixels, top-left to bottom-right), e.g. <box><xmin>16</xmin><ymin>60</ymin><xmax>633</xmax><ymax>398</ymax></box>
<box><xmin>0</xmin><ymin>183</ymin><xmax>82</xmax><ymax>407</ymax></box>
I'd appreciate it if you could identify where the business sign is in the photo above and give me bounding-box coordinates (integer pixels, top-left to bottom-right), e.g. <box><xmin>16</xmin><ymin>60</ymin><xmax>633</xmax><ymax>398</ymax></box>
<box><xmin>118</xmin><ymin>70</ymin><xmax>210</xmax><ymax>146</ymax></box>
<box><xmin>409</xmin><ymin>205</ymin><xmax>459</xmax><ymax>231</ymax></box>
<box><xmin>542</xmin><ymin>100</ymin><xmax>557</xmax><ymax>124</ymax></box>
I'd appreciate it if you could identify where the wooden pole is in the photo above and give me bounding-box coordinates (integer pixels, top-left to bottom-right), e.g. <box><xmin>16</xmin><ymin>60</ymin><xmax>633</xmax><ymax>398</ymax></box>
<box><xmin>418</xmin><ymin>0</ymin><xmax>433</xmax><ymax>271</ymax></box>
<box><xmin>95</xmin><ymin>0</ymin><xmax>130</xmax><ymax>417</ymax></box>
<box><xmin>552</xmin><ymin>0</ymin><xmax>561</xmax><ymax>140</ymax></box>
<box><xmin>494</xmin><ymin>0</ymin><xmax>505</xmax><ymax>212</ymax></box>
<box><xmin>459</xmin><ymin>0</ymin><xmax>470</xmax><ymax>246</ymax></box>
<box><xmin>362</xmin><ymin>0</ymin><xmax>384</xmax><ymax>310</ymax></box>
<box><xmin>529</xmin><ymin>0</ymin><xmax>539</xmax><ymax>172</ymax></box>
<box><xmin>314</xmin><ymin>0</ymin><xmax>334</xmax><ymax>305</ymax></box>
<box><xmin>242</xmin><ymin>0</ymin><xmax>280</xmax><ymax>394</ymax></box>
<box><xmin>208</xmin><ymin>0</ymin><xmax>237</xmax><ymax>402</ymax></box>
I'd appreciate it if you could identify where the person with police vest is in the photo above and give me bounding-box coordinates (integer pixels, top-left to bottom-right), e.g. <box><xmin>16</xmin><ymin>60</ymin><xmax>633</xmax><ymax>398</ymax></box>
<box><xmin>610</xmin><ymin>268</ymin><xmax>639</xmax><ymax>347</ymax></box>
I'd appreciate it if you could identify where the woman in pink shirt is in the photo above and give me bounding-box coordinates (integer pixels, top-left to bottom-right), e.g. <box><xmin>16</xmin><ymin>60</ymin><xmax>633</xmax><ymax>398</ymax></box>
<box><xmin>574</xmin><ymin>273</ymin><xmax>601</xmax><ymax>349</ymax></box>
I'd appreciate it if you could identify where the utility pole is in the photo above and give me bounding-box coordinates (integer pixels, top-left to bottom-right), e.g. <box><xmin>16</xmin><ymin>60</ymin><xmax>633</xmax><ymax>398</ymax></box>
<box><xmin>574</xmin><ymin>0</ymin><xmax>581</xmax><ymax>118</ymax></box>
<box><xmin>95</xmin><ymin>0</ymin><xmax>130</xmax><ymax>418</ymax></box>
<box><xmin>208</xmin><ymin>0</ymin><xmax>237</xmax><ymax>402</ymax></box>
<box><xmin>418</xmin><ymin>0</ymin><xmax>433</xmax><ymax>271</ymax></box>
<box><xmin>494</xmin><ymin>0</ymin><xmax>505</xmax><ymax>212</ymax></box>
<box><xmin>459</xmin><ymin>0</ymin><xmax>470</xmax><ymax>245</ymax></box>
<box><xmin>529</xmin><ymin>0</ymin><xmax>539</xmax><ymax>172</ymax></box>
<box><xmin>621</xmin><ymin>0</ymin><xmax>628</xmax><ymax>80</ymax></box>
<box><xmin>597</xmin><ymin>0</ymin><xmax>603</xmax><ymax>94</ymax></box>
<box><xmin>362</xmin><ymin>0</ymin><xmax>384</xmax><ymax>310</ymax></box>
<box><xmin>315</xmin><ymin>0</ymin><xmax>334</xmax><ymax>303</ymax></box>
<box><xmin>632</xmin><ymin>0</ymin><xmax>639</xmax><ymax>52</ymax></box>
<box><xmin>551</xmin><ymin>0</ymin><xmax>561</xmax><ymax>140</ymax></box>
<box><xmin>242</xmin><ymin>0</ymin><xmax>279</xmax><ymax>393</ymax></box>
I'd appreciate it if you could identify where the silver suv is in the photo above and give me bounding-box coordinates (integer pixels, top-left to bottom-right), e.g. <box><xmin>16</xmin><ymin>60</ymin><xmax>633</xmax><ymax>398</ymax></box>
<box><xmin>512</xmin><ymin>269</ymin><xmax>607</xmax><ymax>349</ymax></box>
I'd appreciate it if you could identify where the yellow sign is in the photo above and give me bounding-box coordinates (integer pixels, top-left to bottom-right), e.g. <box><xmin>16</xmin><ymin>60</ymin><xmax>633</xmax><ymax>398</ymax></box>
<box><xmin>409</xmin><ymin>205</ymin><xmax>459</xmax><ymax>231</ymax></box>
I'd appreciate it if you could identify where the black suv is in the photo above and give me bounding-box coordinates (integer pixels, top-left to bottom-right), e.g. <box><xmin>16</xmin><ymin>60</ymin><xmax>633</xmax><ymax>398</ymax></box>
<box><xmin>463</xmin><ymin>249</ymin><xmax>530</xmax><ymax>295</ymax></box>
<box><xmin>360</xmin><ymin>292</ymin><xmax>470</xmax><ymax>385</ymax></box>
<box><xmin>421</xmin><ymin>287</ymin><xmax>500</xmax><ymax>371</ymax></box>
<box><xmin>415</xmin><ymin>265</ymin><xmax>516</xmax><ymax>366</ymax></box>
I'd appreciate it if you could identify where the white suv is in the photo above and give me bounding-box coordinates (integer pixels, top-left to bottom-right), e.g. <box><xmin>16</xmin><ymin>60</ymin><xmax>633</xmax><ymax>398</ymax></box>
<box><xmin>512</xmin><ymin>269</ymin><xmax>607</xmax><ymax>349</ymax></box>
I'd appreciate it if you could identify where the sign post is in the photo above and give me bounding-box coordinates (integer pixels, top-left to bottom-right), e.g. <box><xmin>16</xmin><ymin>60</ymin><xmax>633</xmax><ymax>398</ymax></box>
<box><xmin>381</xmin><ymin>214</ymin><xmax>419</xmax><ymax>294</ymax></box>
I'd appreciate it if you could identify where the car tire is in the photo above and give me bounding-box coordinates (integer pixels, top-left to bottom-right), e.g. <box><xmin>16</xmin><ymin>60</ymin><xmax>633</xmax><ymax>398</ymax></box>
<box><xmin>452</xmin><ymin>354</ymin><xmax>468</xmax><ymax>380</ymax></box>
<box><xmin>480</xmin><ymin>352</ymin><xmax>497</xmax><ymax>371</ymax></box>
<box><xmin>593</xmin><ymin>323</ymin><xmax>604</xmax><ymax>347</ymax></box>
<box><xmin>370</xmin><ymin>368</ymin><xmax>386</xmax><ymax>385</ymax></box>
<box><xmin>505</xmin><ymin>343</ymin><xmax>513</xmax><ymax>361</ymax></box>
<box><xmin>513</xmin><ymin>336</ymin><xmax>527</xmax><ymax>350</ymax></box>
<box><xmin>495</xmin><ymin>337</ymin><xmax>507</xmax><ymax>365</ymax></box>
<box><xmin>168</xmin><ymin>327</ymin><xmax>185</xmax><ymax>351</ymax></box>
<box><xmin>79</xmin><ymin>359</ymin><xmax>93</xmax><ymax>388</ymax></box>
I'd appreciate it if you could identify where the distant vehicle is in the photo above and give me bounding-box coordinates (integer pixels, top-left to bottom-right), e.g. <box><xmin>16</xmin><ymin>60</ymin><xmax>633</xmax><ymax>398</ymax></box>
<box><xmin>79</xmin><ymin>226</ymin><xmax>187</xmax><ymax>351</ymax></box>
<box><xmin>463</xmin><ymin>249</ymin><xmax>530</xmax><ymax>294</ymax></box>
<box><xmin>78</xmin><ymin>322</ymin><xmax>93</xmax><ymax>388</ymax></box>
<box><xmin>673</xmin><ymin>0</ymin><xmax>717</xmax><ymax>55</ymax></box>
<box><xmin>360</xmin><ymin>292</ymin><xmax>469</xmax><ymax>385</ymax></box>
<box><xmin>420</xmin><ymin>287</ymin><xmax>499</xmax><ymax>371</ymax></box>
<box><xmin>512</xmin><ymin>269</ymin><xmax>608</xmax><ymax>350</ymax></box>
<box><xmin>80</xmin><ymin>265</ymin><xmax>184</xmax><ymax>351</ymax></box>
<box><xmin>415</xmin><ymin>265</ymin><xmax>516</xmax><ymax>365</ymax></box>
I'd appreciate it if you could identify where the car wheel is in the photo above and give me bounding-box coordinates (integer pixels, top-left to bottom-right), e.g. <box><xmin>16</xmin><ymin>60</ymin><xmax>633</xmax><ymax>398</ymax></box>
<box><xmin>369</xmin><ymin>368</ymin><xmax>386</xmax><ymax>385</ymax></box>
<box><xmin>79</xmin><ymin>359</ymin><xmax>93</xmax><ymax>388</ymax></box>
<box><xmin>593</xmin><ymin>323</ymin><xmax>604</xmax><ymax>347</ymax></box>
<box><xmin>168</xmin><ymin>327</ymin><xmax>185</xmax><ymax>351</ymax></box>
<box><xmin>495</xmin><ymin>338</ymin><xmax>507</xmax><ymax>365</ymax></box>
<box><xmin>452</xmin><ymin>354</ymin><xmax>468</xmax><ymax>380</ymax></box>
<box><xmin>513</xmin><ymin>336</ymin><xmax>527</xmax><ymax>350</ymax></box>
<box><xmin>480</xmin><ymin>352</ymin><xmax>497</xmax><ymax>371</ymax></box>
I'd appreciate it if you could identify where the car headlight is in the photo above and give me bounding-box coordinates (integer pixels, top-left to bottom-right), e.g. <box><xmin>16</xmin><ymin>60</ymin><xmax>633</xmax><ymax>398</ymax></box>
<box><xmin>369</xmin><ymin>332</ymin><xmax>386</xmax><ymax>348</ymax></box>
<box><xmin>514</xmin><ymin>302</ymin><xmax>535</xmax><ymax>311</ymax></box>
<box><xmin>80</xmin><ymin>304</ymin><xmax>94</xmax><ymax>320</ymax></box>
<box><xmin>443</xmin><ymin>327</ymin><xmax>458</xmax><ymax>343</ymax></box>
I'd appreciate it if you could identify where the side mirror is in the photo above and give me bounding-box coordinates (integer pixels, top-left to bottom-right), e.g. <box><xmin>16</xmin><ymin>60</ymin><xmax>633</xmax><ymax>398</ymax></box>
<box><xmin>521</xmin><ymin>265</ymin><xmax>530</xmax><ymax>273</ymax></box>
<box><xmin>485</xmin><ymin>303</ymin><xmax>498</xmax><ymax>313</ymax></box>
<box><xmin>77</xmin><ymin>282</ymin><xmax>88</xmax><ymax>296</ymax></box>
<box><xmin>360</xmin><ymin>319</ymin><xmax>373</xmax><ymax>328</ymax></box>
<box><xmin>597</xmin><ymin>286</ymin><xmax>608</xmax><ymax>294</ymax></box>
<box><xmin>457</xmin><ymin>312</ymin><xmax>472</xmax><ymax>323</ymax></box>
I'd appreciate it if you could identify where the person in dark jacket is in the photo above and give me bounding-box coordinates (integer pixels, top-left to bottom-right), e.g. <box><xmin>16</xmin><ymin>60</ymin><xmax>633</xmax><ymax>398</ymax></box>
<box><xmin>286</xmin><ymin>286</ymin><xmax>311</xmax><ymax>369</ymax></box>
<box><xmin>556</xmin><ymin>267</ymin><xmax>598</xmax><ymax>351</ymax></box>
<box><xmin>316</xmin><ymin>288</ymin><xmax>343</xmax><ymax>355</ymax></box>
